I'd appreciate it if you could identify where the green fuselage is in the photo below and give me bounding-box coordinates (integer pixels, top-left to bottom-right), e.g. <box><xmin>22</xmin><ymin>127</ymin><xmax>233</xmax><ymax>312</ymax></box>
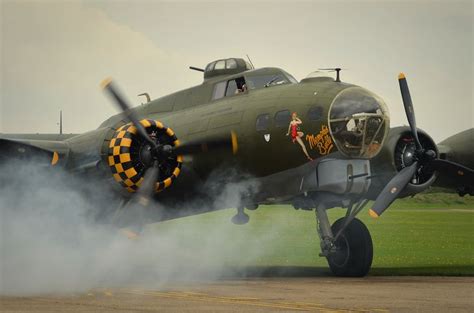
<box><xmin>95</xmin><ymin>68</ymin><xmax>370</xmax><ymax>178</ymax></box>
<box><xmin>2</xmin><ymin>67</ymin><xmax>389</xmax><ymax>203</ymax></box>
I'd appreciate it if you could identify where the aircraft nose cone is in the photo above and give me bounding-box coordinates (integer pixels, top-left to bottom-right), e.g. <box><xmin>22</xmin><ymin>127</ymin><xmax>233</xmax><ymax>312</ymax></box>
<box><xmin>329</xmin><ymin>87</ymin><xmax>390</xmax><ymax>158</ymax></box>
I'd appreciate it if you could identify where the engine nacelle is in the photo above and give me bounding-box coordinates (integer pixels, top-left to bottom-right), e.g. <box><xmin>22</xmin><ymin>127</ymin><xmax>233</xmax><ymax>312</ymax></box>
<box><xmin>107</xmin><ymin>119</ymin><xmax>183</xmax><ymax>193</ymax></box>
<box><xmin>367</xmin><ymin>126</ymin><xmax>438</xmax><ymax>199</ymax></box>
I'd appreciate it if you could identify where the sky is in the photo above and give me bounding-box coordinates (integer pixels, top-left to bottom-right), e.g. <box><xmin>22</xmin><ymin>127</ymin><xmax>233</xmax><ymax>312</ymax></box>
<box><xmin>0</xmin><ymin>0</ymin><xmax>472</xmax><ymax>142</ymax></box>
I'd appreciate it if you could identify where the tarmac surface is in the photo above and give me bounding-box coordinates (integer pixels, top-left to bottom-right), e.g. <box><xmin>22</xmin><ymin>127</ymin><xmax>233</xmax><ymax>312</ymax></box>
<box><xmin>1</xmin><ymin>276</ymin><xmax>473</xmax><ymax>312</ymax></box>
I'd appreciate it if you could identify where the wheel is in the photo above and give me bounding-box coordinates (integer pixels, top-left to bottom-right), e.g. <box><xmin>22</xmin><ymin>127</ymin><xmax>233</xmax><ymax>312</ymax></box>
<box><xmin>326</xmin><ymin>217</ymin><xmax>373</xmax><ymax>277</ymax></box>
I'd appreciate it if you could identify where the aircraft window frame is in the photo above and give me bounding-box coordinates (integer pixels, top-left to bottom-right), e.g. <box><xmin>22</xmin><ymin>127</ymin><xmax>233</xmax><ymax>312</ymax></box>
<box><xmin>226</xmin><ymin>76</ymin><xmax>247</xmax><ymax>97</ymax></box>
<box><xmin>308</xmin><ymin>106</ymin><xmax>323</xmax><ymax>121</ymax></box>
<box><xmin>282</xmin><ymin>70</ymin><xmax>298</xmax><ymax>83</ymax></box>
<box><xmin>245</xmin><ymin>73</ymin><xmax>290</xmax><ymax>90</ymax></box>
<box><xmin>328</xmin><ymin>88</ymin><xmax>389</xmax><ymax>158</ymax></box>
<box><xmin>214</xmin><ymin>60</ymin><xmax>225</xmax><ymax>70</ymax></box>
<box><xmin>274</xmin><ymin>110</ymin><xmax>291</xmax><ymax>128</ymax></box>
<box><xmin>256</xmin><ymin>113</ymin><xmax>271</xmax><ymax>132</ymax></box>
<box><xmin>226</xmin><ymin>59</ymin><xmax>237</xmax><ymax>69</ymax></box>
<box><xmin>212</xmin><ymin>81</ymin><xmax>227</xmax><ymax>100</ymax></box>
<box><xmin>206</xmin><ymin>62</ymin><xmax>215</xmax><ymax>72</ymax></box>
<box><xmin>212</xmin><ymin>77</ymin><xmax>248</xmax><ymax>101</ymax></box>
<box><xmin>225</xmin><ymin>80</ymin><xmax>238</xmax><ymax>96</ymax></box>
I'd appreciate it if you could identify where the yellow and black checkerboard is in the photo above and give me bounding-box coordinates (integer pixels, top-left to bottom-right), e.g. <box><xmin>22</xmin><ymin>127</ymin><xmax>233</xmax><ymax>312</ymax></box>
<box><xmin>107</xmin><ymin>119</ymin><xmax>183</xmax><ymax>193</ymax></box>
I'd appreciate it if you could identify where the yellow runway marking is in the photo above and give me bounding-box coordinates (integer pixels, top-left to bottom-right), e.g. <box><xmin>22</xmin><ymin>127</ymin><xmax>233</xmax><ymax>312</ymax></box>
<box><xmin>119</xmin><ymin>289</ymin><xmax>383</xmax><ymax>312</ymax></box>
<box><xmin>169</xmin><ymin>291</ymin><xmax>261</xmax><ymax>301</ymax></box>
<box><xmin>125</xmin><ymin>289</ymin><xmax>309</xmax><ymax>311</ymax></box>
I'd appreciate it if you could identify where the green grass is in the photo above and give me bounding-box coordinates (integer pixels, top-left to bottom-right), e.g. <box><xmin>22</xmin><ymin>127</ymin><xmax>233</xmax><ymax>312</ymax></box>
<box><xmin>146</xmin><ymin>193</ymin><xmax>474</xmax><ymax>276</ymax></box>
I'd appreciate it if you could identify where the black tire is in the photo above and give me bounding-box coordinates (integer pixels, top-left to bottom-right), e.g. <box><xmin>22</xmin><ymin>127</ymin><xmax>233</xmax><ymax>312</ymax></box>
<box><xmin>326</xmin><ymin>217</ymin><xmax>373</xmax><ymax>277</ymax></box>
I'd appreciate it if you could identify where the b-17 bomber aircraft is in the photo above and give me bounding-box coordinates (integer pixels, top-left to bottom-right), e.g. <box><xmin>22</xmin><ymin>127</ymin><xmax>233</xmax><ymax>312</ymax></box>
<box><xmin>1</xmin><ymin>58</ymin><xmax>473</xmax><ymax>277</ymax></box>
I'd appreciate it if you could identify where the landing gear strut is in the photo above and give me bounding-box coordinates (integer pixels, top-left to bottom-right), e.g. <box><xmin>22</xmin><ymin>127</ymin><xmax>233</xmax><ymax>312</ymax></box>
<box><xmin>315</xmin><ymin>203</ymin><xmax>373</xmax><ymax>277</ymax></box>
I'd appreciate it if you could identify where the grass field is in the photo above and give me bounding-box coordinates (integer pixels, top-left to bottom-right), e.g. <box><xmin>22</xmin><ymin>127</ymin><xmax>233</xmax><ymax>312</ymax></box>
<box><xmin>147</xmin><ymin>193</ymin><xmax>474</xmax><ymax>276</ymax></box>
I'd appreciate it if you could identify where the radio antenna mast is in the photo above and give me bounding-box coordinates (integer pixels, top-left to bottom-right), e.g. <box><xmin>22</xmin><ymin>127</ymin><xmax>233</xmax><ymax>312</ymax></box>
<box><xmin>59</xmin><ymin>110</ymin><xmax>63</xmax><ymax>134</ymax></box>
<box><xmin>246</xmin><ymin>54</ymin><xmax>255</xmax><ymax>69</ymax></box>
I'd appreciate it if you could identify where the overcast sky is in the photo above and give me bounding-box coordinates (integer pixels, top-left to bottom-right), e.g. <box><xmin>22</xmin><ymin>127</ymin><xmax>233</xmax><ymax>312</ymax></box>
<box><xmin>1</xmin><ymin>0</ymin><xmax>472</xmax><ymax>142</ymax></box>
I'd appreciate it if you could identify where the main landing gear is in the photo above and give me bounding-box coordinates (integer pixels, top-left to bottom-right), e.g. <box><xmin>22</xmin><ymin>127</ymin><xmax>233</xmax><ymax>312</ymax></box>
<box><xmin>315</xmin><ymin>202</ymin><xmax>373</xmax><ymax>277</ymax></box>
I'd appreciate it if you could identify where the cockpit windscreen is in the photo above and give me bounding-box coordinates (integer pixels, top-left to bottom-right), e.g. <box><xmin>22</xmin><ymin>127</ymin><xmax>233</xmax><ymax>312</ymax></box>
<box><xmin>246</xmin><ymin>71</ymin><xmax>297</xmax><ymax>90</ymax></box>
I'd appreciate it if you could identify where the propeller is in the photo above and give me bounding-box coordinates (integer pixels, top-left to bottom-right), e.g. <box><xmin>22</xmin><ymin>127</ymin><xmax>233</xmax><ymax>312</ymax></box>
<box><xmin>398</xmin><ymin>73</ymin><xmax>422</xmax><ymax>151</ymax></box>
<box><xmin>101</xmin><ymin>78</ymin><xmax>157</xmax><ymax>149</ymax></box>
<box><xmin>369</xmin><ymin>73</ymin><xmax>473</xmax><ymax>218</ymax></box>
<box><xmin>100</xmin><ymin>78</ymin><xmax>238</xmax><ymax>231</ymax></box>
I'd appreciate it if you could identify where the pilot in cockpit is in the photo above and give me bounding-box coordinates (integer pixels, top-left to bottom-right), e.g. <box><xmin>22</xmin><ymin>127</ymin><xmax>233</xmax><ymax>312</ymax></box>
<box><xmin>235</xmin><ymin>78</ymin><xmax>247</xmax><ymax>94</ymax></box>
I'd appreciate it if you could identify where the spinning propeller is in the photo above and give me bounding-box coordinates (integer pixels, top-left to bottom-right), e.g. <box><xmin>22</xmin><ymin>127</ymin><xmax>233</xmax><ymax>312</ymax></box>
<box><xmin>101</xmin><ymin>78</ymin><xmax>238</xmax><ymax>229</ymax></box>
<box><xmin>369</xmin><ymin>73</ymin><xmax>473</xmax><ymax>218</ymax></box>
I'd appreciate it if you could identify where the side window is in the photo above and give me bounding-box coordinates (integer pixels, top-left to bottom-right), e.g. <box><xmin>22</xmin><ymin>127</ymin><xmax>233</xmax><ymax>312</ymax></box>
<box><xmin>214</xmin><ymin>77</ymin><xmax>248</xmax><ymax>100</ymax></box>
<box><xmin>256</xmin><ymin>114</ymin><xmax>271</xmax><ymax>131</ymax></box>
<box><xmin>274</xmin><ymin>110</ymin><xmax>291</xmax><ymax>128</ymax></box>
<box><xmin>212</xmin><ymin>81</ymin><xmax>226</xmax><ymax>100</ymax></box>
<box><xmin>226</xmin><ymin>77</ymin><xmax>247</xmax><ymax>96</ymax></box>
<box><xmin>308</xmin><ymin>106</ymin><xmax>323</xmax><ymax>121</ymax></box>
<box><xmin>226</xmin><ymin>80</ymin><xmax>238</xmax><ymax>96</ymax></box>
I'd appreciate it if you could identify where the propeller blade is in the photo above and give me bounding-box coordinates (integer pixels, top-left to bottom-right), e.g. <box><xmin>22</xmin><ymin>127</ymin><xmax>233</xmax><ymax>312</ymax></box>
<box><xmin>398</xmin><ymin>73</ymin><xmax>422</xmax><ymax>151</ymax></box>
<box><xmin>369</xmin><ymin>161</ymin><xmax>419</xmax><ymax>218</ymax></box>
<box><xmin>135</xmin><ymin>161</ymin><xmax>160</xmax><ymax>207</ymax></box>
<box><xmin>173</xmin><ymin>131</ymin><xmax>238</xmax><ymax>156</ymax></box>
<box><xmin>429</xmin><ymin>159</ymin><xmax>474</xmax><ymax>185</ymax></box>
<box><xmin>121</xmin><ymin>161</ymin><xmax>160</xmax><ymax>234</ymax></box>
<box><xmin>100</xmin><ymin>78</ymin><xmax>157</xmax><ymax>148</ymax></box>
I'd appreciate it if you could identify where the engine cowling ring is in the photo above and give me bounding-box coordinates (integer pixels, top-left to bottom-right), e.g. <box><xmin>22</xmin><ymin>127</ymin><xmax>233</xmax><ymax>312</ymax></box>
<box><xmin>107</xmin><ymin>119</ymin><xmax>183</xmax><ymax>193</ymax></box>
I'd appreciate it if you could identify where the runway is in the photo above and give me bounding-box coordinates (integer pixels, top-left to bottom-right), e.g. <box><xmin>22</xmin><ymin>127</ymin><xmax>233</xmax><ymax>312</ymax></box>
<box><xmin>1</xmin><ymin>276</ymin><xmax>473</xmax><ymax>312</ymax></box>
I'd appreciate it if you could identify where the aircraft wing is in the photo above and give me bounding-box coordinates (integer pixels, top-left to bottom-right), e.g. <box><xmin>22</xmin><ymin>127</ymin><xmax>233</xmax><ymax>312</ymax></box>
<box><xmin>0</xmin><ymin>137</ymin><xmax>69</xmax><ymax>165</ymax></box>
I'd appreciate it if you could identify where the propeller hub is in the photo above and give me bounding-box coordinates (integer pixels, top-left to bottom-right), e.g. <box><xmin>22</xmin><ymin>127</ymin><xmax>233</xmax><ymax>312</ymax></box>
<box><xmin>158</xmin><ymin>144</ymin><xmax>174</xmax><ymax>159</ymax></box>
<box><xmin>424</xmin><ymin>149</ymin><xmax>436</xmax><ymax>160</ymax></box>
<box><xmin>139</xmin><ymin>144</ymin><xmax>155</xmax><ymax>167</ymax></box>
<box><xmin>402</xmin><ymin>143</ymin><xmax>417</xmax><ymax>166</ymax></box>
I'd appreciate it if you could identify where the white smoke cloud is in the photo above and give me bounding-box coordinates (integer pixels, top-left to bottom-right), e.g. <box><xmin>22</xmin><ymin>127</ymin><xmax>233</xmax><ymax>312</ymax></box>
<box><xmin>0</xmin><ymin>160</ymin><xmax>268</xmax><ymax>296</ymax></box>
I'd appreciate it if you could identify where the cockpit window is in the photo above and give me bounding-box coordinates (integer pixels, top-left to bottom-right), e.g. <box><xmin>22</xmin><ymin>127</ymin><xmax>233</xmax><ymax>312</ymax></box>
<box><xmin>281</xmin><ymin>70</ymin><xmax>298</xmax><ymax>83</ymax></box>
<box><xmin>246</xmin><ymin>74</ymin><xmax>289</xmax><ymax>90</ymax></box>
<box><xmin>329</xmin><ymin>88</ymin><xmax>389</xmax><ymax>158</ymax></box>
<box><xmin>212</xmin><ymin>77</ymin><xmax>247</xmax><ymax>100</ymax></box>
<box><xmin>225</xmin><ymin>80</ymin><xmax>238</xmax><ymax>96</ymax></box>
<box><xmin>212</xmin><ymin>81</ymin><xmax>226</xmax><ymax>100</ymax></box>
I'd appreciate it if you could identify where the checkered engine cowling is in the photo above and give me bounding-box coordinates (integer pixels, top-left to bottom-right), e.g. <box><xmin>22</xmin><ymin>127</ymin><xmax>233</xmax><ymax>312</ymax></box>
<box><xmin>107</xmin><ymin>119</ymin><xmax>183</xmax><ymax>193</ymax></box>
